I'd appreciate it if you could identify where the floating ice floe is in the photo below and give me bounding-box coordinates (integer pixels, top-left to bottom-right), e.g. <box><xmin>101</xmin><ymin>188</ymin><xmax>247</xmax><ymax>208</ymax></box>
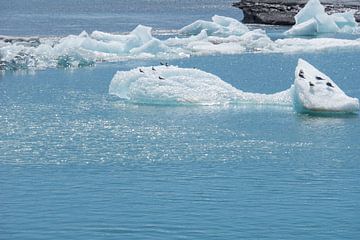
<box><xmin>178</xmin><ymin>15</ymin><xmax>249</xmax><ymax>37</ymax></box>
<box><xmin>293</xmin><ymin>59</ymin><xmax>359</xmax><ymax>113</ymax></box>
<box><xmin>2</xmin><ymin>14</ymin><xmax>360</xmax><ymax>71</ymax></box>
<box><xmin>109</xmin><ymin>60</ymin><xmax>359</xmax><ymax>114</ymax></box>
<box><xmin>109</xmin><ymin>65</ymin><xmax>292</xmax><ymax>106</ymax></box>
<box><xmin>285</xmin><ymin>0</ymin><xmax>358</xmax><ymax>36</ymax></box>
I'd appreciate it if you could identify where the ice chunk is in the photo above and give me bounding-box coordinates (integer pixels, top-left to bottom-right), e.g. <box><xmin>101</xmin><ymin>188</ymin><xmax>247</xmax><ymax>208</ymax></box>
<box><xmin>3</xmin><ymin>15</ymin><xmax>360</xmax><ymax>71</ymax></box>
<box><xmin>285</xmin><ymin>18</ymin><xmax>318</xmax><ymax>36</ymax></box>
<box><xmin>294</xmin><ymin>0</ymin><xmax>324</xmax><ymax>24</ymax></box>
<box><xmin>179</xmin><ymin>15</ymin><xmax>249</xmax><ymax>37</ymax></box>
<box><xmin>109</xmin><ymin>61</ymin><xmax>358</xmax><ymax>114</ymax></box>
<box><xmin>332</xmin><ymin>12</ymin><xmax>357</xmax><ymax>29</ymax></box>
<box><xmin>165</xmin><ymin>28</ymin><xmax>274</xmax><ymax>56</ymax></box>
<box><xmin>293</xmin><ymin>59</ymin><xmax>359</xmax><ymax>113</ymax></box>
<box><xmin>109</xmin><ymin>65</ymin><xmax>292</xmax><ymax>106</ymax></box>
<box><xmin>109</xmin><ymin>65</ymin><xmax>242</xmax><ymax>105</ymax></box>
<box><xmin>275</xmin><ymin>37</ymin><xmax>360</xmax><ymax>53</ymax></box>
<box><xmin>130</xmin><ymin>39</ymin><xmax>172</xmax><ymax>55</ymax></box>
<box><xmin>285</xmin><ymin>0</ymin><xmax>358</xmax><ymax>36</ymax></box>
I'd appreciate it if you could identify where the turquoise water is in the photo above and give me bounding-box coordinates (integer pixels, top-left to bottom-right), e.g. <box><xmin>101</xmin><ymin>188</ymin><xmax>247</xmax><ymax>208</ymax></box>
<box><xmin>1</xmin><ymin>53</ymin><xmax>360</xmax><ymax>239</ymax></box>
<box><xmin>1</xmin><ymin>1</ymin><xmax>360</xmax><ymax>239</ymax></box>
<box><xmin>0</xmin><ymin>0</ymin><xmax>240</xmax><ymax>36</ymax></box>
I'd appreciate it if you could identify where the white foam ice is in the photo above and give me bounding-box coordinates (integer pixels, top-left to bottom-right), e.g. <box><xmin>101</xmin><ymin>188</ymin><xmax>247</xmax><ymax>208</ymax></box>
<box><xmin>109</xmin><ymin>61</ymin><xmax>359</xmax><ymax>114</ymax></box>
<box><xmin>285</xmin><ymin>0</ymin><xmax>358</xmax><ymax>36</ymax></box>
<box><xmin>293</xmin><ymin>59</ymin><xmax>359</xmax><ymax>113</ymax></box>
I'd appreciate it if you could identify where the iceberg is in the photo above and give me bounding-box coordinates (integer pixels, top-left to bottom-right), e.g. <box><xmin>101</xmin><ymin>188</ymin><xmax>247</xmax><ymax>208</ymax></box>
<box><xmin>285</xmin><ymin>0</ymin><xmax>358</xmax><ymax>36</ymax></box>
<box><xmin>109</xmin><ymin>60</ymin><xmax>359</xmax><ymax>114</ymax></box>
<box><xmin>2</xmin><ymin>14</ymin><xmax>360</xmax><ymax>71</ymax></box>
<box><xmin>178</xmin><ymin>15</ymin><xmax>249</xmax><ymax>37</ymax></box>
<box><xmin>109</xmin><ymin>65</ymin><xmax>244</xmax><ymax>105</ymax></box>
<box><xmin>293</xmin><ymin>59</ymin><xmax>359</xmax><ymax>113</ymax></box>
<box><xmin>109</xmin><ymin>65</ymin><xmax>292</xmax><ymax>106</ymax></box>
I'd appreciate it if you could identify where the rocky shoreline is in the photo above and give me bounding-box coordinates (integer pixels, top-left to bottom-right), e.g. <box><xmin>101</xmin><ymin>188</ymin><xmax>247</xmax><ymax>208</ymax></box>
<box><xmin>233</xmin><ymin>0</ymin><xmax>360</xmax><ymax>25</ymax></box>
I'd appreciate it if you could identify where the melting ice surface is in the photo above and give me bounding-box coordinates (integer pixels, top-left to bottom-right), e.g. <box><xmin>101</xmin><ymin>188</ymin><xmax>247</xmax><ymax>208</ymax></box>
<box><xmin>2</xmin><ymin>14</ymin><xmax>360</xmax><ymax>71</ymax></box>
<box><xmin>285</xmin><ymin>0</ymin><xmax>358</xmax><ymax>36</ymax></box>
<box><xmin>109</xmin><ymin>60</ymin><xmax>359</xmax><ymax>114</ymax></box>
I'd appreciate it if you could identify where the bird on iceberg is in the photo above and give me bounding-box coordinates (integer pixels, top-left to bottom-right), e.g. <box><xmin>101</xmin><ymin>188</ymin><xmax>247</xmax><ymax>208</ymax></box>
<box><xmin>299</xmin><ymin>70</ymin><xmax>305</xmax><ymax>78</ymax></box>
<box><xmin>326</xmin><ymin>82</ymin><xmax>334</xmax><ymax>88</ymax></box>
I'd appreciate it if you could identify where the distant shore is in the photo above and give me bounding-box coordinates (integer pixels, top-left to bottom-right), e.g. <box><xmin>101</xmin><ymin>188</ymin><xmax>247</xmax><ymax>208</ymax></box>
<box><xmin>232</xmin><ymin>0</ymin><xmax>360</xmax><ymax>25</ymax></box>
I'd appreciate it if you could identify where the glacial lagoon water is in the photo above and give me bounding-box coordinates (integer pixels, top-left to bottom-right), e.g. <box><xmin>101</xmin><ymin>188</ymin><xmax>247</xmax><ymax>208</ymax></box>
<box><xmin>1</xmin><ymin>1</ymin><xmax>360</xmax><ymax>240</ymax></box>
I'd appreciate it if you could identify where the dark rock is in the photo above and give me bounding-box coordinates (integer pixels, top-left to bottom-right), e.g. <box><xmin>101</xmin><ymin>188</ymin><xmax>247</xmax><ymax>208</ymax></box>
<box><xmin>233</xmin><ymin>0</ymin><xmax>360</xmax><ymax>25</ymax></box>
<box><xmin>0</xmin><ymin>35</ymin><xmax>41</xmax><ymax>47</ymax></box>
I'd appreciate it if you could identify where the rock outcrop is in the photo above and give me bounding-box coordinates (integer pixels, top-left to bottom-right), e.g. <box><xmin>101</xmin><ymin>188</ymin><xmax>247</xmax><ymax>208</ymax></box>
<box><xmin>233</xmin><ymin>0</ymin><xmax>360</xmax><ymax>25</ymax></box>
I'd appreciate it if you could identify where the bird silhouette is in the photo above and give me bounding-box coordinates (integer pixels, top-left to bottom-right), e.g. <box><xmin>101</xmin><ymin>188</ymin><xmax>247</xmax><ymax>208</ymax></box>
<box><xmin>299</xmin><ymin>70</ymin><xmax>305</xmax><ymax>78</ymax></box>
<box><xmin>326</xmin><ymin>82</ymin><xmax>334</xmax><ymax>88</ymax></box>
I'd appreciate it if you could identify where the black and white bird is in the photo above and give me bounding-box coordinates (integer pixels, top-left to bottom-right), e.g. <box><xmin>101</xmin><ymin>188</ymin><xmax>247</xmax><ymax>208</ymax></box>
<box><xmin>326</xmin><ymin>82</ymin><xmax>334</xmax><ymax>88</ymax></box>
<box><xmin>152</xmin><ymin>67</ymin><xmax>156</xmax><ymax>71</ymax></box>
<box><xmin>159</xmin><ymin>76</ymin><xmax>165</xmax><ymax>80</ymax></box>
<box><xmin>139</xmin><ymin>69</ymin><xmax>144</xmax><ymax>73</ymax></box>
<box><xmin>309</xmin><ymin>82</ymin><xmax>315</xmax><ymax>87</ymax></box>
<box><xmin>299</xmin><ymin>70</ymin><xmax>305</xmax><ymax>78</ymax></box>
<box><xmin>316</xmin><ymin>76</ymin><xmax>325</xmax><ymax>80</ymax></box>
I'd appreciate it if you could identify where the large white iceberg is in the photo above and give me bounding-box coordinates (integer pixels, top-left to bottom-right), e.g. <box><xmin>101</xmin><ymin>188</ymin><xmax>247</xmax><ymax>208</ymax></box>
<box><xmin>293</xmin><ymin>59</ymin><xmax>359</xmax><ymax>113</ymax></box>
<box><xmin>109</xmin><ymin>60</ymin><xmax>359</xmax><ymax>114</ymax></box>
<box><xmin>285</xmin><ymin>0</ymin><xmax>358</xmax><ymax>36</ymax></box>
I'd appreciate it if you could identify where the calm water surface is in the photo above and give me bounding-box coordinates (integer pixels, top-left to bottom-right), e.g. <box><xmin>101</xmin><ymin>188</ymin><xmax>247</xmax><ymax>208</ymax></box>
<box><xmin>1</xmin><ymin>53</ymin><xmax>360</xmax><ymax>239</ymax></box>
<box><xmin>0</xmin><ymin>1</ymin><xmax>360</xmax><ymax>239</ymax></box>
<box><xmin>0</xmin><ymin>0</ymin><xmax>240</xmax><ymax>36</ymax></box>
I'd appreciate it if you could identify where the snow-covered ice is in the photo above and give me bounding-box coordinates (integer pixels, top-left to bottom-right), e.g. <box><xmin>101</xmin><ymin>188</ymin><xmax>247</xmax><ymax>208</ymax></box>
<box><xmin>293</xmin><ymin>59</ymin><xmax>359</xmax><ymax>113</ymax></box>
<box><xmin>285</xmin><ymin>0</ymin><xmax>358</xmax><ymax>36</ymax></box>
